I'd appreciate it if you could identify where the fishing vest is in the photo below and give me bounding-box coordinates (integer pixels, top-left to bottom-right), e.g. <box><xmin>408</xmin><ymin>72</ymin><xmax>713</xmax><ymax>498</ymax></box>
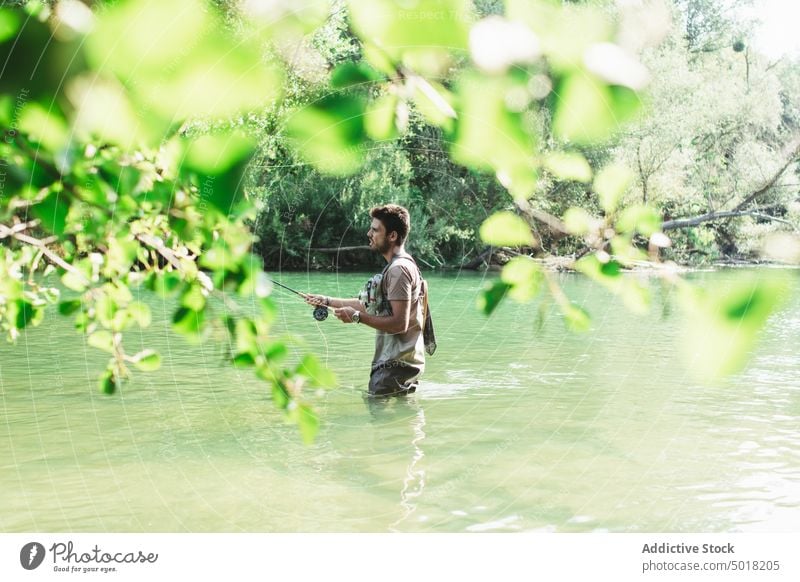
<box><xmin>359</xmin><ymin>254</ymin><xmax>437</xmax><ymax>356</ymax></box>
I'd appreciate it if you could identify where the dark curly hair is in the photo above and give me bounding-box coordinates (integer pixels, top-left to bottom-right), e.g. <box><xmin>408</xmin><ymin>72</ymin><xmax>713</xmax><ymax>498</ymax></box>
<box><xmin>370</xmin><ymin>204</ymin><xmax>411</xmax><ymax>245</ymax></box>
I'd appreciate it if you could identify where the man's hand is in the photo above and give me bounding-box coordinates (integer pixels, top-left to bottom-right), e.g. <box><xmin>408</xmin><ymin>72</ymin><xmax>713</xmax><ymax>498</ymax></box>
<box><xmin>334</xmin><ymin>306</ymin><xmax>359</xmax><ymax>323</ymax></box>
<box><xmin>302</xmin><ymin>293</ymin><xmax>327</xmax><ymax>307</ymax></box>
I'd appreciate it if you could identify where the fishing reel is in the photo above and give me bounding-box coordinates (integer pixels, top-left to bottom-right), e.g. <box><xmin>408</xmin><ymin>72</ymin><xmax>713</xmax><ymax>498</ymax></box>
<box><xmin>313</xmin><ymin>306</ymin><xmax>329</xmax><ymax>321</ymax></box>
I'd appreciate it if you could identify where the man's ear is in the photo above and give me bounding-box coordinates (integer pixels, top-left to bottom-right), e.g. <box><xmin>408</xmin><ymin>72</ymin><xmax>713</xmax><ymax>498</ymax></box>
<box><xmin>388</xmin><ymin>231</ymin><xmax>398</xmax><ymax>243</ymax></box>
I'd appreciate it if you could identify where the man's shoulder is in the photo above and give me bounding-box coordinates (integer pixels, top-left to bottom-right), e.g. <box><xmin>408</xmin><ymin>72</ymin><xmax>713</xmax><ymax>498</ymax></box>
<box><xmin>386</xmin><ymin>256</ymin><xmax>419</xmax><ymax>279</ymax></box>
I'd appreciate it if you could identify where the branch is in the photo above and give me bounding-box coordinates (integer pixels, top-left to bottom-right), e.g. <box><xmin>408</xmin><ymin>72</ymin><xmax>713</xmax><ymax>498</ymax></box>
<box><xmin>0</xmin><ymin>222</ymin><xmax>90</xmax><ymax>284</ymax></box>
<box><xmin>662</xmin><ymin>208</ymin><xmax>797</xmax><ymax>231</ymax></box>
<box><xmin>732</xmin><ymin>142</ymin><xmax>800</xmax><ymax>212</ymax></box>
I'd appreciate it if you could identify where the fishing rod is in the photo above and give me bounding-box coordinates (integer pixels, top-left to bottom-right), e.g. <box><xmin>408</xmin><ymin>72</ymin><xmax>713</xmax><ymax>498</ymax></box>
<box><xmin>269</xmin><ymin>279</ymin><xmax>329</xmax><ymax>321</ymax></box>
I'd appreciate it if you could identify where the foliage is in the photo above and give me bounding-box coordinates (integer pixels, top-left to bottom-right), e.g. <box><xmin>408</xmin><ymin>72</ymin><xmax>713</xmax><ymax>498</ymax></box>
<box><xmin>1</xmin><ymin>0</ymin><xmax>798</xmax><ymax>450</ymax></box>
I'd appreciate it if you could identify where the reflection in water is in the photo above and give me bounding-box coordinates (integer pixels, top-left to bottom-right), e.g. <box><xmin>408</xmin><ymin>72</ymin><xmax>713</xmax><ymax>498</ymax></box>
<box><xmin>362</xmin><ymin>395</ymin><xmax>428</xmax><ymax>530</ymax></box>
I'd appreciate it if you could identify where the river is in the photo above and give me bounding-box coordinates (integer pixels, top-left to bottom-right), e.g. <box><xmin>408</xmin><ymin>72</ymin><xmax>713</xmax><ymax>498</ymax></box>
<box><xmin>1</xmin><ymin>269</ymin><xmax>799</xmax><ymax>532</ymax></box>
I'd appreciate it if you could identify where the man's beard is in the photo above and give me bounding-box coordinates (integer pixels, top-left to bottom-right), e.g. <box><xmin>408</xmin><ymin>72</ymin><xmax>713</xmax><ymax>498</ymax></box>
<box><xmin>371</xmin><ymin>238</ymin><xmax>391</xmax><ymax>254</ymax></box>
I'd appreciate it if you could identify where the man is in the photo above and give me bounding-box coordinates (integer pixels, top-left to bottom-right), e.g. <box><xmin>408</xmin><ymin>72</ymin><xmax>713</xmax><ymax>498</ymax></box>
<box><xmin>304</xmin><ymin>204</ymin><xmax>426</xmax><ymax>397</ymax></box>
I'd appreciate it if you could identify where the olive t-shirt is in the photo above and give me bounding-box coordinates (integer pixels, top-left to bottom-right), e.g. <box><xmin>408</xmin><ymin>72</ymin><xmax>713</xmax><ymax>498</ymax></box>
<box><xmin>372</xmin><ymin>255</ymin><xmax>426</xmax><ymax>370</ymax></box>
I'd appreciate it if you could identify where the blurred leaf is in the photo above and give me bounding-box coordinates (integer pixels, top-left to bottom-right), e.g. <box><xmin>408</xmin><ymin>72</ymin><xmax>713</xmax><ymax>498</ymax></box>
<box><xmin>233</xmin><ymin>352</ymin><xmax>256</xmax><ymax>368</ymax></box>
<box><xmin>543</xmin><ymin>152</ymin><xmax>592</xmax><ymax>183</ymax></box>
<box><xmin>58</xmin><ymin>299</ymin><xmax>82</xmax><ymax>316</ymax></box>
<box><xmin>127</xmin><ymin>301</ymin><xmax>151</xmax><ymax>327</ymax></box>
<box><xmin>180</xmin><ymin>283</ymin><xmax>206</xmax><ymax>312</ymax></box>
<box><xmin>365</xmin><ymin>93</ymin><xmax>399</xmax><ymax>140</ymax></box>
<box><xmin>271</xmin><ymin>380</ymin><xmax>290</xmax><ymax>409</ymax></box>
<box><xmin>293</xmin><ymin>403</ymin><xmax>320</xmax><ymax>445</ymax></box>
<box><xmin>616</xmin><ymin>204</ymin><xmax>661</xmax><ymax>236</ymax></box>
<box><xmin>0</xmin><ymin>8</ymin><xmax>22</xmax><ymax>43</ymax></box>
<box><xmin>594</xmin><ymin>163</ymin><xmax>634</xmax><ymax>214</ymax></box>
<box><xmin>563</xmin><ymin>207</ymin><xmax>594</xmax><ymax>235</ymax></box>
<box><xmin>172</xmin><ymin>306</ymin><xmax>204</xmax><ymax>338</ymax></box>
<box><xmin>146</xmin><ymin>271</ymin><xmax>182</xmax><ymax>297</ymax></box>
<box><xmin>680</xmin><ymin>274</ymin><xmax>791</xmax><ymax>381</ymax></box>
<box><xmin>508</xmin><ymin>0</ymin><xmax>611</xmax><ymax>71</ymax></box>
<box><xmin>131</xmin><ymin>349</ymin><xmax>161</xmax><ymax>372</ymax></box>
<box><xmin>479</xmin><ymin>211</ymin><xmax>535</xmax><ymax>247</ymax></box>
<box><xmin>10</xmin><ymin>300</ymin><xmax>34</xmax><ymax>330</ymax></box>
<box><xmin>552</xmin><ymin>74</ymin><xmax>640</xmax><ymax>145</ymax></box>
<box><xmin>561</xmin><ymin>303</ymin><xmax>591</xmax><ymax>332</ymax></box>
<box><xmin>185</xmin><ymin>133</ymin><xmax>256</xmax><ymax>175</ymax></box>
<box><xmin>32</xmin><ymin>191</ymin><xmax>70</xmax><ymax>236</ymax></box>
<box><xmin>18</xmin><ymin>104</ymin><xmax>68</xmax><ymax>152</ymax></box>
<box><xmin>412</xmin><ymin>79</ymin><xmax>456</xmax><ymax>130</ymax></box>
<box><xmin>501</xmin><ymin>256</ymin><xmax>543</xmax><ymax>302</ymax></box>
<box><xmin>452</xmin><ymin>73</ymin><xmax>537</xmax><ymax>201</ymax></box>
<box><xmin>98</xmin><ymin>369</ymin><xmax>117</xmax><ymax>395</ymax></box>
<box><xmin>477</xmin><ymin>279</ymin><xmax>512</xmax><ymax>316</ymax></box>
<box><xmin>88</xmin><ymin>0</ymin><xmax>283</xmax><ymax>132</ymax></box>
<box><xmin>263</xmin><ymin>340</ymin><xmax>288</xmax><ymax>362</ymax></box>
<box><xmin>347</xmin><ymin>0</ymin><xmax>470</xmax><ymax>75</ymax></box>
<box><xmin>576</xmin><ymin>254</ymin><xmax>649</xmax><ymax>314</ymax></box>
<box><xmin>286</xmin><ymin>94</ymin><xmax>366</xmax><ymax>175</ymax></box>
<box><xmin>68</xmin><ymin>75</ymin><xmax>144</xmax><ymax>147</ymax></box>
<box><xmin>87</xmin><ymin>331</ymin><xmax>115</xmax><ymax>354</ymax></box>
<box><xmin>330</xmin><ymin>61</ymin><xmax>384</xmax><ymax>88</ymax></box>
<box><xmin>296</xmin><ymin>353</ymin><xmax>336</xmax><ymax>388</ymax></box>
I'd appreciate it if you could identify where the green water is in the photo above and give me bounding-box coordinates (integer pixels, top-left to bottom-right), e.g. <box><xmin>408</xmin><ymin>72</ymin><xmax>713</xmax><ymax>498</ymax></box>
<box><xmin>2</xmin><ymin>270</ymin><xmax>799</xmax><ymax>532</ymax></box>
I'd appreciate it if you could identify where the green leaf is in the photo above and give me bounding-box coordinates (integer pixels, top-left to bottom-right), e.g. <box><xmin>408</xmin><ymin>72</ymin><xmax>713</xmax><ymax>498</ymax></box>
<box><xmin>263</xmin><ymin>341</ymin><xmax>288</xmax><ymax>362</ymax></box>
<box><xmin>271</xmin><ymin>380</ymin><xmax>290</xmax><ymax>409</ymax></box>
<box><xmin>232</xmin><ymin>352</ymin><xmax>256</xmax><ymax>368</ymax></box>
<box><xmin>479</xmin><ymin>212</ymin><xmax>535</xmax><ymax>247</ymax></box>
<box><xmin>146</xmin><ymin>272</ymin><xmax>182</xmax><ymax>297</ymax></box>
<box><xmin>680</xmin><ymin>274</ymin><xmax>791</xmax><ymax>380</ymax></box>
<box><xmin>562</xmin><ymin>303</ymin><xmax>591</xmax><ymax>333</ymax></box>
<box><xmin>552</xmin><ymin>74</ymin><xmax>640</xmax><ymax>145</ymax></box>
<box><xmin>32</xmin><ymin>191</ymin><xmax>70</xmax><ymax>236</ymax></box>
<box><xmin>0</xmin><ymin>8</ymin><xmax>22</xmax><ymax>43</ymax></box>
<box><xmin>451</xmin><ymin>73</ymin><xmax>538</xmax><ymax>201</ymax></box>
<box><xmin>293</xmin><ymin>403</ymin><xmax>320</xmax><ymax>445</ymax></box>
<box><xmin>563</xmin><ymin>207</ymin><xmax>594</xmax><ymax>235</ymax></box>
<box><xmin>477</xmin><ymin>280</ymin><xmax>512</xmax><ymax>316</ymax></box>
<box><xmin>58</xmin><ymin>300</ymin><xmax>83</xmax><ymax>316</ymax></box>
<box><xmin>87</xmin><ymin>331</ymin><xmax>115</xmax><ymax>354</ymax></box>
<box><xmin>286</xmin><ymin>95</ymin><xmax>366</xmax><ymax>175</ymax></box>
<box><xmin>17</xmin><ymin>103</ymin><xmax>68</xmax><ymax>152</ymax></box>
<box><xmin>330</xmin><ymin>61</ymin><xmax>384</xmax><ymax>88</ymax></box>
<box><xmin>412</xmin><ymin>79</ymin><xmax>456</xmax><ymax>130</ymax></box>
<box><xmin>11</xmin><ymin>300</ymin><xmax>35</xmax><ymax>330</ymax></box>
<box><xmin>347</xmin><ymin>0</ymin><xmax>470</xmax><ymax>75</ymax></box>
<box><xmin>296</xmin><ymin>353</ymin><xmax>336</xmax><ymax>388</ymax></box>
<box><xmin>131</xmin><ymin>349</ymin><xmax>161</xmax><ymax>372</ymax></box>
<box><xmin>616</xmin><ymin>204</ymin><xmax>661</xmax><ymax>236</ymax></box>
<box><xmin>127</xmin><ymin>301</ymin><xmax>152</xmax><ymax>327</ymax></box>
<box><xmin>543</xmin><ymin>152</ymin><xmax>592</xmax><ymax>183</ymax></box>
<box><xmin>98</xmin><ymin>369</ymin><xmax>117</xmax><ymax>395</ymax></box>
<box><xmin>88</xmin><ymin>0</ymin><xmax>283</xmax><ymax>128</ymax></box>
<box><xmin>180</xmin><ymin>283</ymin><xmax>206</xmax><ymax>312</ymax></box>
<box><xmin>594</xmin><ymin>163</ymin><xmax>633</xmax><ymax>214</ymax></box>
<box><xmin>500</xmin><ymin>256</ymin><xmax>543</xmax><ymax>302</ymax></box>
<box><xmin>172</xmin><ymin>307</ymin><xmax>205</xmax><ymax>338</ymax></box>
<box><xmin>364</xmin><ymin>93</ymin><xmax>399</xmax><ymax>141</ymax></box>
<box><xmin>185</xmin><ymin>133</ymin><xmax>256</xmax><ymax>175</ymax></box>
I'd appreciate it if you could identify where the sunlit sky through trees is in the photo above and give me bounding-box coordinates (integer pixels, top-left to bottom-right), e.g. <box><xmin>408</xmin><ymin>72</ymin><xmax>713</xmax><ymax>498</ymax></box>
<box><xmin>746</xmin><ymin>0</ymin><xmax>800</xmax><ymax>58</ymax></box>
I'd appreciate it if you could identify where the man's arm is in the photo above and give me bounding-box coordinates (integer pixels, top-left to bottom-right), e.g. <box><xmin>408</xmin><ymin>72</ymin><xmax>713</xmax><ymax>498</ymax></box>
<box><xmin>303</xmin><ymin>293</ymin><xmax>362</xmax><ymax>310</ymax></box>
<box><xmin>335</xmin><ymin>299</ymin><xmax>410</xmax><ymax>334</ymax></box>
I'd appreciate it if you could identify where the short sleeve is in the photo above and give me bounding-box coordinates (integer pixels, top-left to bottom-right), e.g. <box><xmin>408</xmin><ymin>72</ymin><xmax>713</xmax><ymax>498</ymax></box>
<box><xmin>384</xmin><ymin>264</ymin><xmax>414</xmax><ymax>301</ymax></box>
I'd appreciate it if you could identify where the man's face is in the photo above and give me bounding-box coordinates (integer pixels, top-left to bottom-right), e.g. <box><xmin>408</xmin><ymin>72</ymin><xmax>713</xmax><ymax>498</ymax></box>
<box><xmin>367</xmin><ymin>218</ymin><xmax>394</xmax><ymax>254</ymax></box>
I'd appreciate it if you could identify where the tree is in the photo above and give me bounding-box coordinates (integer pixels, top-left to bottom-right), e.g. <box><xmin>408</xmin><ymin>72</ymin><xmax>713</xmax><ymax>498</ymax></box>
<box><xmin>0</xmin><ymin>0</ymin><xmax>792</xmax><ymax>444</ymax></box>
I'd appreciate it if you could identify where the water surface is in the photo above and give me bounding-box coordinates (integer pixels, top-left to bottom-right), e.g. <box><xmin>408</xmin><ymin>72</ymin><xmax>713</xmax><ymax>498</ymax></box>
<box><xmin>1</xmin><ymin>269</ymin><xmax>799</xmax><ymax>532</ymax></box>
